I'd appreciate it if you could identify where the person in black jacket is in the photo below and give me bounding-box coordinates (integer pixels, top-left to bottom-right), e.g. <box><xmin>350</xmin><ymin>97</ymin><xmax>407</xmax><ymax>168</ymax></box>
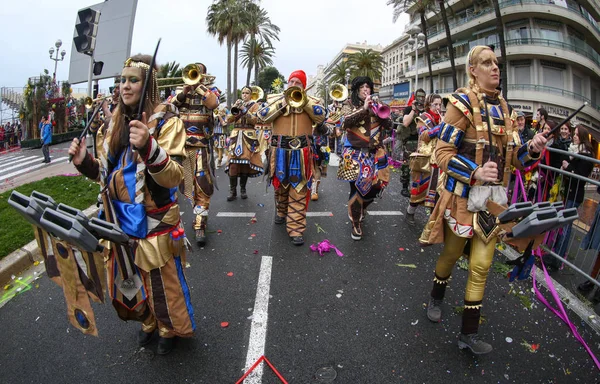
<box><xmin>548</xmin><ymin>122</ymin><xmax>572</xmax><ymax>170</ymax></box>
<box><xmin>550</xmin><ymin>125</ymin><xmax>594</xmax><ymax>270</ymax></box>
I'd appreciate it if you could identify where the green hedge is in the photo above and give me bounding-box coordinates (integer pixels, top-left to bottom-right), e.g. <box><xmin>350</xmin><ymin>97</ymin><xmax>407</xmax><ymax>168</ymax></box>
<box><xmin>21</xmin><ymin>129</ymin><xmax>84</xmax><ymax>149</ymax></box>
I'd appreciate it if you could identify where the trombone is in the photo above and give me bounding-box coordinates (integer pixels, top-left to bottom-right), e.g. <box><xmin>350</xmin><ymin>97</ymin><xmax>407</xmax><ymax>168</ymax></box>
<box><xmin>255</xmin><ymin>86</ymin><xmax>309</xmax><ymax>116</ymax></box>
<box><xmin>156</xmin><ymin>63</ymin><xmax>216</xmax><ymax>89</ymax></box>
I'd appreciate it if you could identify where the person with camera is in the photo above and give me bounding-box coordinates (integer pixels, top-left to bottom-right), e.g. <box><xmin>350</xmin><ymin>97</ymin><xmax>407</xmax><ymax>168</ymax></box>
<box><xmin>399</xmin><ymin>89</ymin><xmax>427</xmax><ymax>197</ymax></box>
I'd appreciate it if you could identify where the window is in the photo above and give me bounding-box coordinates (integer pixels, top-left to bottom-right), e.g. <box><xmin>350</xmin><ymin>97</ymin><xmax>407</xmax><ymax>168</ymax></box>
<box><xmin>573</xmin><ymin>74</ymin><xmax>582</xmax><ymax>96</ymax></box>
<box><xmin>539</xmin><ymin>28</ymin><xmax>562</xmax><ymax>42</ymax></box>
<box><xmin>543</xmin><ymin>67</ymin><xmax>563</xmax><ymax>89</ymax></box>
<box><xmin>514</xmin><ymin>65</ymin><xmax>531</xmax><ymax>85</ymax></box>
<box><xmin>592</xmin><ymin>87</ymin><xmax>599</xmax><ymax>107</ymax></box>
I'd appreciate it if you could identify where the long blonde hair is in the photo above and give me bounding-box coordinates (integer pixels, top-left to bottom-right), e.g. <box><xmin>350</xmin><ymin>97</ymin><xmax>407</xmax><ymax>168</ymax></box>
<box><xmin>109</xmin><ymin>54</ymin><xmax>159</xmax><ymax>156</ymax></box>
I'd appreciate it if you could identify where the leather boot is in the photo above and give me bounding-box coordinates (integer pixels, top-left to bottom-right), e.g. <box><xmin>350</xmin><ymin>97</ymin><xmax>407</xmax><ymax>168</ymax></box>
<box><xmin>227</xmin><ymin>176</ymin><xmax>237</xmax><ymax>201</ymax></box>
<box><xmin>311</xmin><ymin>180</ymin><xmax>319</xmax><ymax>201</ymax></box>
<box><xmin>427</xmin><ymin>274</ymin><xmax>449</xmax><ymax>322</ymax></box>
<box><xmin>194</xmin><ymin>208</ymin><xmax>208</xmax><ymax>246</ymax></box>
<box><xmin>458</xmin><ymin>307</ymin><xmax>492</xmax><ymax>355</ymax></box>
<box><xmin>240</xmin><ymin>176</ymin><xmax>248</xmax><ymax>199</ymax></box>
<box><xmin>349</xmin><ymin>197</ymin><xmax>363</xmax><ymax>240</ymax></box>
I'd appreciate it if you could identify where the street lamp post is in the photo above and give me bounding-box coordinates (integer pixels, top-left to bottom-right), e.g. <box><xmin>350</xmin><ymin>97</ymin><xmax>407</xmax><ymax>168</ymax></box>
<box><xmin>345</xmin><ymin>68</ymin><xmax>351</xmax><ymax>88</ymax></box>
<box><xmin>407</xmin><ymin>27</ymin><xmax>425</xmax><ymax>94</ymax></box>
<box><xmin>49</xmin><ymin>39</ymin><xmax>66</xmax><ymax>82</ymax></box>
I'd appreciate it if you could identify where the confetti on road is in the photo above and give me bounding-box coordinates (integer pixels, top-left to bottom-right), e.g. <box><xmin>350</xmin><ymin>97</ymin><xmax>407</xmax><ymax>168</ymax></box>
<box><xmin>227</xmin><ymin>272</ymin><xmax>234</xmax><ymax>277</ymax></box>
<box><xmin>396</xmin><ymin>264</ymin><xmax>417</xmax><ymax>269</ymax></box>
<box><xmin>220</xmin><ymin>322</ymin><xmax>229</xmax><ymax>328</ymax></box>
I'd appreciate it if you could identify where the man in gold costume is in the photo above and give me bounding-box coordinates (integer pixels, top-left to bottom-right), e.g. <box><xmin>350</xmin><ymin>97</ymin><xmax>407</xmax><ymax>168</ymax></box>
<box><xmin>258</xmin><ymin>70</ymin><xmax>327</xmax><ymax>246</ymax></box>
<box><xmin>171</xmin><ymin>63</ymin><xmax>220</xmax><ymax>246</ymax></box>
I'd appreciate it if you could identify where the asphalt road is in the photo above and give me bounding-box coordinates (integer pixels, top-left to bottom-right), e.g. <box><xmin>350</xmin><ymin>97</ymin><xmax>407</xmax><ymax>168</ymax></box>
<box><xmin>1</xmin><ymin>159</ymin><xmax>599</xmax><ymax>383</ymax></box>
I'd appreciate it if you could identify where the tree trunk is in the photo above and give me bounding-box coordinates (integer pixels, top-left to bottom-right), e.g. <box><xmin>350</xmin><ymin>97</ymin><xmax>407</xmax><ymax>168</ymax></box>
<box><xmin>493</xmin><ymin>0</ymin><xmax>509</xmax><ymax>99</ymax></box>
<box><xmin>420</xmin><ymin>12</ymin><xmax>435</xmax><ymax>93</ymax></box>
<box><xmin>227</xmin><ymin>38</ymin><xmax>232</xmax><ymax>108</ymax></box>
<box><xmin>438</xmin><ymin>1</ymin><xmax>458</xmax><ymax>91</ymax></box>
<box><xmin>246</xmin><ymin>37</ymin><xmax>254</xmax><ymax>86</ymax></box>
<box><xmin>246</xmin><ymin>62</ymin><xmax>253</xmax><ymax>86</ymax></box>
<box><xmin>233</xmin><ymin>40</ymin><xmax>239</xmax><ymax>99</ymax></box>
<box><xmin>254</xmin><ymin>61</ymin><xmax>260</xmax><ymax>86</ymax></box>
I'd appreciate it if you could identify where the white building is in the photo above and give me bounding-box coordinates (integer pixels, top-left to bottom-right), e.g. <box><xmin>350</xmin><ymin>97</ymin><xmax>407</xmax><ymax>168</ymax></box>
<box><xmin>398</xmin><ymin>0</ymin><xmax>600</xmax><ymax>132</ymax></box>
<box><xmin>307</xmin><ymin>41</ymin><xmax>384</xmax><ymax>100</ymax></box>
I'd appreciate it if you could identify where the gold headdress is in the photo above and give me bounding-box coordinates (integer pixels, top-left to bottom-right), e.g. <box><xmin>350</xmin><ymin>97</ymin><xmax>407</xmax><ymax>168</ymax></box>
<box><xmin>123</xmin><ymin>57</ymin><xmax>159</xmax><ymax>105</ymax></box>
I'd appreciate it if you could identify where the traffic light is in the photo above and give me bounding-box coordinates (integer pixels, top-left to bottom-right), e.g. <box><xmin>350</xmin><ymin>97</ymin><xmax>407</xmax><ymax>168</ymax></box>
<box><xmin>73</xmin><ymin>8</ymin><xmax>100</xmax><ymax>56</ymax></box>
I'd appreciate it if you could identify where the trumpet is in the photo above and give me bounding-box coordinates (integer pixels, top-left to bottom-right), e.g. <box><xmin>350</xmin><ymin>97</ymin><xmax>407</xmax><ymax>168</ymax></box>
<box><xmin>84</xmin><ymin>95</ymin><xmax>112</xmax><ymax>110</ymax></box>
<box><xmin>230</xmin><ymin>99</ymin><xmax>246</xmax><ymax>116</ymax></box>
<box><xmin>156</xmin><ymin>63</ymin><xmax>216</xmax><ymax>89</ymax></box>
<box><xmin>370</xmin><ymin>94</ymin><xmax>391</xmax><ymax>119</ymax></box>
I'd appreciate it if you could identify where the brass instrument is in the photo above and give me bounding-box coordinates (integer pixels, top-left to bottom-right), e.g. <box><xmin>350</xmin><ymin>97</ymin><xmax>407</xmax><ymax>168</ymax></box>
<box><xmin>329</xmin><ymin>83</ymin><xmax>348</xmax><ymax>102</ymax></box>
<box><xmin>370</xmin><ymin>94</ymin><xmax>391</xmax><ymax>119</ymax></box>
<box><xmin>84</xmin><ymin>96</ymin><xmax>112</xmax><ymax>110</ymax></box>
<box><xmin>250</xmin><ymin>86</ymin><xmax>264</xmax><ymax>101</ymax></box>
<box><xmin>156</xmin><ymin>63</ymin><xmax>216</xmax><ymax>89</ymax></box>
<box><xmin>255</xmin><ymin>83</ymin><xmax>315</xmax><ymax>116</ymax></box>
<box><xmin>230</xmin><ymin>99</ymin><xmax>245</xmax><ymax>115</ymax></box>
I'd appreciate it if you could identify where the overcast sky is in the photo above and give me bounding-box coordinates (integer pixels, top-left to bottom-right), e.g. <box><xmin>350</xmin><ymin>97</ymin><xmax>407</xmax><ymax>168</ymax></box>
<box><xmin>0</xmin><ymin>0</ymin><xmax>409</xmax><ymax>92</ymax></box>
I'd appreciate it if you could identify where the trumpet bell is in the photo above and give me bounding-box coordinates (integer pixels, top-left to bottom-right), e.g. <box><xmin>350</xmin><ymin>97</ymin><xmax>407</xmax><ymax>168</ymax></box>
<box><xmin>329</xmin><ymin>83</ymin><xmax>348</xmax><ymax>102</ymax></box>
<box><xmin>372</xmin><ymin>103</ymin><xmax>391</xmax><ymax>119</ymax></box>
<box><xmin>84</xmin><ymin>97</ymin><xmax>93</xmax><ymax>109</ymax></box>
<box><xmin>182</xmin><ymin>64</ymin><xmax>203</xmax><ymax>85</ymax></box>
<box><xmin>250</xmin><ymin>86</ymin><xmax>264</xmax><ymax>101</ymax></box>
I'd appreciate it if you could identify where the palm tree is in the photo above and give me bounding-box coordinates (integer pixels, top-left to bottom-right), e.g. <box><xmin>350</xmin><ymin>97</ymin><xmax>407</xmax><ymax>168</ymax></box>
<box><xmin>348</xmin><ymin>49</ymin><xmax>385</xmax><ymax>81</ymax></box>
<box><xmin>437</xmin><ymin>1</ymin><xmax>458</xmax><ymax>91</ymax></box>
<box><xmin>157</xmin><ymin>61</ymin><xmax>182</xmax><ymax>99</ymax></box>
<box><xmin>240</xmin><ymin>3</ymin><xmax>280</xmax><ymax>85</ymax></box>
<box><xmin>492</xmin><ymin>0</ymin><xmax>508</xmax><ymax>99</ymax></box>
<box><xmin>240</xmin><ymin>38</ymin><xmax>275</xmax><ymax>84</ymax></box>
<box><xmin>329</xmin><ymin>61</ymin><xmax>354</xmax><ymax>86</ymax></box>
<box><xmin>207</xmin><ymin>0</ymin><xmax>243</xmax><ymax>107</ymax></box>
<box><xmin>388</xmin><ymin>0</ymin><xmax>437</xmax><ymax>93</ymax></box>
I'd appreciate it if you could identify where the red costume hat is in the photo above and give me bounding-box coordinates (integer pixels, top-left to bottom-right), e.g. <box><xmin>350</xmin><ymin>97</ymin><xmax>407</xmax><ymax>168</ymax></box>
<box><xmin>288</xmin><ymin>70</ymin><xmax>307</xmax><ymax>88</ymax></box>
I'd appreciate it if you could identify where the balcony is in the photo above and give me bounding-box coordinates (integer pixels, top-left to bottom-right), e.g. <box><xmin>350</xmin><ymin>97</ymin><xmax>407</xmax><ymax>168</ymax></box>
<box><xmin>505</xmin><ymin>38</ymin><xmax>600</xmax><ymax>73</ymax></box>
<box><xmin>508</xmin><ymin>84</ymin><xmax>600</xmax><ymax>125</ymax></box>
<box><xmin>426</xmin><ymin>0</ymin><xmax>600</xmax><ymax>45</ymax></box>
<box><xmin>406</xmin><ymin>37</ymin><xmax>600</xmax><ymax>79</ymax></box>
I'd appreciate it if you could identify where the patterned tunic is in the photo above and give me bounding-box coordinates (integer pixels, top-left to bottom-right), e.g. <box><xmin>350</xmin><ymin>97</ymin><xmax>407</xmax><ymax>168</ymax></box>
<box><xmin>420</xmin><ymin>88</ymin><xmax>540</xmax><ymax>245</ymax></box>
<box><xmin>337</xmin><ymin>100</ymin><xmax>393</xmax><ymax>196</ymax></box>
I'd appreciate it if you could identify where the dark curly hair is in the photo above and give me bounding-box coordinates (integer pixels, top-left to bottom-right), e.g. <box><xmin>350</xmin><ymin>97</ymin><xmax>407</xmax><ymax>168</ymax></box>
<box><xmin>350</xmin><ymin>76</ymin><xmax>374</xmax><ymax>107</ymax></box>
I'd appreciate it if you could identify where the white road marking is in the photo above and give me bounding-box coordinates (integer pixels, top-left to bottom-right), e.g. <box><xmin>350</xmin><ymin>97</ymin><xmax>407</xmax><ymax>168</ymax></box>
<box><xmin>243</xmin><ymin>255</ymin><xmax>273</xmax><ymax>383</ymax></box>
<box><xmin>216</xmin><ymin>212</ymin><xmax>257</xmax><ymax>217</ymax></box>
<box><xmin>0</xmin><ymin>156</ymin><xmax>68</xmax><ymax>182</ymax></box>
<box><xmin>0</xmin><ymin>156</ymin><xmax>43</xmax><ymax>174</ymax></box>
<box><xmin>366</xmin><ymin>210</ymin><xmax>404</xmax><ymax>216</ymax></box>
<box><xmin>306</xmin><ymin>211</ymin><xmax>334</xmax><ymax>217</ymax></box>
<box><xmin>0</xmin><ymin>155</ymin><xmax>24</xmax><ymax>165</ymax></box>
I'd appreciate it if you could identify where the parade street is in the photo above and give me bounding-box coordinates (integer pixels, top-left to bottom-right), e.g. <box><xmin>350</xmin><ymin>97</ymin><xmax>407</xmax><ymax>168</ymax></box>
<box><xmin>0</xmin><ymin>153</ymin><xmax>598</xmax><ymax>383</ymax></box>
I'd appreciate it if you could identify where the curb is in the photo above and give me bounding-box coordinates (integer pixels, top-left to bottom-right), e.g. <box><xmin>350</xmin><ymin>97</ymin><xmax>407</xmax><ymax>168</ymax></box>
<box><xmin>0</xmin><ymin>205</ymin><xmax>99</xmax><ymax>286</ymax></box>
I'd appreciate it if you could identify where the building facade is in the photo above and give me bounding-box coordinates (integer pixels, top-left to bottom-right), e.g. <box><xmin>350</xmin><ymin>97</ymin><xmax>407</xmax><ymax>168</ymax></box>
<box><xmin>397</xmin><ymin>0</ymin><xmax>600</xmax><ymax>134</ymax></box>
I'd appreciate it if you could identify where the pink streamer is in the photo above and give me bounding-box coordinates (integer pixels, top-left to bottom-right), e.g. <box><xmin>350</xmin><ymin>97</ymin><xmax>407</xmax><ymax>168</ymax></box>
<box><xmin>532</xmin><ymin>248</ymin><xmax>600</xmax><ymax>371</ymax></box>
<box><xmin>309</xmin><ymin>240</ymin><xmax>344</xmax><ymax>257</ymax></box>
